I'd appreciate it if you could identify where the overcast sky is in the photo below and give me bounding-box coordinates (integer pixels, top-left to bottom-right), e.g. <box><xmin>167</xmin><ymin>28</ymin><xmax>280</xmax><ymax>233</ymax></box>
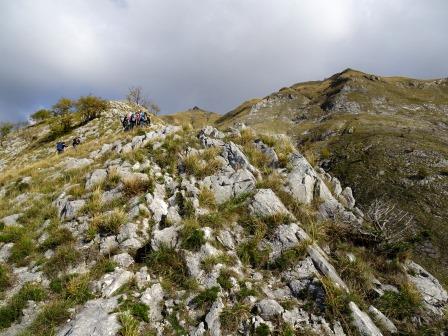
<box><xmin>0</xmin><ymin>0</ymin><xmax>447</xmax><ymax>122</ymax></box>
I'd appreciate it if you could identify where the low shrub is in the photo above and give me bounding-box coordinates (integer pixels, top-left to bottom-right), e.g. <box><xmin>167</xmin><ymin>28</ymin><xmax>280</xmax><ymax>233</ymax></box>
<box><xmin>270</xmin><ymin>243</ymin><xmax>308</xmax><ymax>271</ymax></box>
<box><xmin>40</xmin><ymin>227</ymin><xmax>74</xmax><ymax>251</ymax></box>
<box><xmin>0</xmin><ymin>283</ymin><xmax>46</xmax><ymax>329</ymax></box>
<box><xmin>121</xmin><ymin>300</ymin><xmax>150</xmax><ymax>322</ymax></box>
<box><xmin>122</xmin><ymin>176</ymin><xmax>153</xmax><ymax>197</ymax></box>
<box><xmin>220</xmin><ymin>303</ymin><xmax>251</xmax><ymax>335</ymax></box>
<box><xmin>217</xmin><ymin>269</ymin><xmax>238</xmax><ymax>290</ymax></box>
<box><xmin>23</xmin><ymin>300</ymin><xmax>70</xmax><ymax>336</ymax></box>
<box><xmin>198</xmin><ymin>187</ymin><xmax>217</xmax><ymax>210</ymax></box>
<box><xmin>8</xmin><ymin>236</ymin><xmax>34</xmax><ymax>266</ymax></box>
<box><xmin>0</xmin><ymin>263</ymin><xmax>12</xmax><ymax>293</ymax></box>
<box><xmin>119</xmin><ymin>311</ymin><xmax>139</xmax><ymax>336</ymax></box>
<box><xmin>180</xmin><ymin>219</ymin><xmax>206</xmax><ymax>251</ymax></box>
<box><xmin>43</xmin><ymin>244</ymin><xmax>81</xmax><ymax>277</ymax></box>
<box><xmin>376</xmin><ymin>283</ymin><xmax>422</xmax><ymax>320</ymax></box>
<box><xmin>145</xmin><ymin>245</ymin><xmax>189</xmax><ymax>286</ymax></box>
<box><xmin>237</xmin><ymin>239</ymin><xmax>270</xmax><ymax>268</ymax></box>
<box><xmin>192</xmin><ymin>286</ymin><xmax>220</xmax><ymax>310</ymax></box>
<box><xmin>88</xmin><ymin>209</ymin><xmax>127</xmax><ymax>239</ymax></box>
<box><xmin>65</xmin><ymin>274</ymin><xmax>93</xmax><ymax>304</ymax></box>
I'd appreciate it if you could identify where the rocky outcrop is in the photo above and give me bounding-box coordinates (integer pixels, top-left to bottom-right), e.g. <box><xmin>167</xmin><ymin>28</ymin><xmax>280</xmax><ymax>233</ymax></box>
<box><xmin>57</xmin><ymin>297</ymin><xmax>121</xmax><ymax>336</ymax></box>
<box><xmin>405</xmin><ymin>261</ymin><xmax>448</xmax><ymax>316</ymax></box>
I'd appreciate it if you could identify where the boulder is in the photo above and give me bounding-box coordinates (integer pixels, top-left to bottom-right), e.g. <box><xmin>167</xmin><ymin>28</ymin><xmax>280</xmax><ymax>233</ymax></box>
<box><xmin>112</xmin><ymin>252</ymin><xmax>134</xmax><ymax>268</ymax></box>
<box><xmin>349</xmin><ymin>302</ymin><xmax>383</xmax><ymax>336</ymax></box>
<box><xmin>269</xmin><ymin>223</ymin><xmax>300</xmax><ymax>259</ymax></box>
<box><xmin>141</xmin><ymin>283</ymin><xmax>164</xmax><ymax>322</ymax></box>
<box><xmin>221</xmin><ymin>142</ymin><xmax>259</xmax><ymax>176</ymax></box>
<box><xmin>57</xmin><ymin>297</ymin><xmax>120</xmax><ymax>336</ymax></box>
<box><xmin>285</xmin><ymin>153</ymin><xmax>317</xmax><ymax>204</ymax></box>
<box><xmin>147</xmin><ymin>194</ymin><xmax>168</xmax><ymax>223</ymax></box>
<box><xmin>1</xmin><ymin>214</ymin><xmax>21</xmax><ymax>227</ymax></box>
<box><xmin>205</xmin><ymin>297</ymin><xmax>224</xmax><ymax>336</ymax></box>
<box><xmin>406</xmin><ymin>261</ymin><xmax>448</xmax><ymax>316</ymax></box>
<box><xmin>117</xmin><ymin>223</ymin><xmax>144</xmax><ymax>250</ymax></box>
<box><xmin>61</xmin><ymin>200</ymin><xmax>86</xmax><ymax>221</ymax></box>
<box><xmin>86</xmin><ymin>169</ymin><xmax>107</xmax><ymax>190</ymax></box>
<box><xmin>98</xmin><ymin>268</ymin><xmax>134</xmax><ymax>298</ymax></box>
<box><xmin>135</xmin><ymin>266</ymin><xmax>151</xmax><ymax>290</ymax></box>
<box><xmin>255</xmin><ymin>299</ymin><xmax>284</xmax><ymax>321</ymax></box>
<box><xmin>63</xmin><ymin>157</ymin><xmax>93</xmax><ymax>170</ymax></box>
<box><xmin>151</xmin><ymin>226</ymin><xmax>179</xmax><ymax>250</ymax></box>
<box><xmin>203</xmin><ymin>168</ymin><xmax>256</xmax><ymax>204</ymax></box>
<box><xmin>253</xmin><ymin>139</ymin><xmax>279</xmax><ymax>167</ymax></box>
<box><xmin>368</xmin><ymin>306</ymin><xmax>397</xmax><ymax>334</ymax></box>
<box><xmin>248</xmin><ymin>189</ymin><xmax>289</xmax><ymax>217</ymax></box>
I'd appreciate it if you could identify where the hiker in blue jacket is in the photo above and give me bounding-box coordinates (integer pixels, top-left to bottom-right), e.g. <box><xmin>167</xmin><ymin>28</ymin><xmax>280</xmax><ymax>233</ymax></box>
<box><xmin>56</xmin><ymin>141</ymin><xmax>67</xmax><ymax>154</ymax></box>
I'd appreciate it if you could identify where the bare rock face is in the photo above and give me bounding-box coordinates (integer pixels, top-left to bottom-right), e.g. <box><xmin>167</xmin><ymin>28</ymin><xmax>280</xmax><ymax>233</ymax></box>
<box><xmin>349</xmin><ymin>302</ymin><xmax>383</xmax><ymax>336</ymax></box>
<box><xmin>57</xmin><ymin>297</ymin><xmax>120</xmax><ymax>336</ymax></box>
<box><xmin>141</xmin><ymin>283</ymin><xmax>165</xmax><ymax>322</ymax></box>
<box><xmin>285</xmin><ymin>153</ymin><xmax>317</xmax><ymax>204</ymax></box>
<box><xmin>248</xmin><ymin>189</ymin><xmax>289</xmax><ymax>217</ymax></box>
<box><xmin>85</xmin><ymin>168</ymin><xmax>107</xmax><ymax>190</ymax></box>
<box><xmin>406</xmin><ymin>261</ymin><xmax>448</xmax><ymax>316</ymax></box>
<box><xmin>203</xmin><ymin>168</ymin><xmax>256</xmax><ymax>204</ymax></box>
<box><xmin>368</xmin><ymin>305</ymin><xmax>398</xmax><ymax>334</ymax></box>
<box><xmin>255</xmin><ymin>299</ymin><xmax>284</xmax><ymax>320</ymax></box>
<box><xmin>62</xmin><ymin>157</ymin><xmax>93</xmax><ymax>170</ymax></box>
<box><xmin>205</xmin><ymin>297</ymin><xmax>224</xmax><ymax>336</ymax></box>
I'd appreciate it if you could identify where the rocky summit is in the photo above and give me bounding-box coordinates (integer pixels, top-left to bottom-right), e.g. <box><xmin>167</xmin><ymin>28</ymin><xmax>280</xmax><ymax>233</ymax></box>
<box><xmin>0</xmin><ymin>77</ymin><xmax>448</xmax><ymax>335</ymax></box>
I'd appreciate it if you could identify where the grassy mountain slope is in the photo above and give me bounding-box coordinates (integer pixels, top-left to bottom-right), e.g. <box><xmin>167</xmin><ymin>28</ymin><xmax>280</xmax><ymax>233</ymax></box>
<box><xmin>216</xmin><ymin>69</ymin><xmax>448</xmax><ymax>285</ymax></box>
<box><xmin>160</xmin><ymin>107</ymin><xmax>220</xmax><ymax>129</ymax></box>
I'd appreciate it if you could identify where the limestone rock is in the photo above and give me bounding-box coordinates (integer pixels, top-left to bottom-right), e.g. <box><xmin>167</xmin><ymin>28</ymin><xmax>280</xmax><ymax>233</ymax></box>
<box><xmin>248</xmin><ymin>189</ymin><xmax>289</xmax><ymax>217</ymax></box>
<box><xmin>151</xmin><ymin>226</ymin><xmax>179</xmax><ymax>250</ymax></box>
<box><xmin>205</xmin><ymin>297</ymin><xmax>224</xmax><ymax>336</ymax></box>
<box><xmin>349</xmin><ymin>302</ymin><xmax>383</xmax><ymax>336</ymax></box>
<box><xmin>63</xmin><ymin>157</ymin><xmax>93</xmax><ymax>170</ymax></box>
<box><xmin>86</xmin><ymin>169</ymin><xmax>107</xmax><ymax>190</ymax></box>
<box><xmin>368</xmin><ymin>306</ymin><xmax>397</xmax><ymax>334</ymax></box>
<box><xmin>1</xmin><ymin>213</ymin><xmax>21</xmax><ymax>227</ymax></box>
<box><xmin>141</xmin><ymin>283</ymin><xmax>165</xmax><ymax>322</ymax></box>
<box><xmin>112</xmin><ymin>252</ymin><xmax>134</xmax><ymax>268</ymax></box>
<box><xmin>57</xmin><ymin>297</ymin><xmax>120</xmax><ymax>336</ymax></box>
<box><xmin>255</xmin><ymin>299</ymin><xmax>284</xmax><ymax>321</ymax></box>
<box><xmin>406</xmin><ymin>261</ymin><xmax>448</xmax><ymax>316</ymax></box>
<box><xmin>98</xmin><ymin>268</ymin><xmax>134</xmax><ymax>297</ymax></box>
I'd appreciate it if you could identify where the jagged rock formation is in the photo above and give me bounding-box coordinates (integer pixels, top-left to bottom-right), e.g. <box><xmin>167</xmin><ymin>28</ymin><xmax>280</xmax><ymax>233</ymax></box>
<box><xmin>0</xmin><ymin>103</ymin><xmax>447</xmax><ymax>335</ymax></box>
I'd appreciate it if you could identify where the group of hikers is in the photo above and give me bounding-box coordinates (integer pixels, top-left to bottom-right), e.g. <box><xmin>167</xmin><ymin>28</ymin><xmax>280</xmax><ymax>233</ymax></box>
<box><xmin>55</xmin><ymin>110</ymin><xmax>152</xmax><ymax>153</ymax></box>
<box><xmin>121</xmin><ymin>110</ymin><xmax>150</xmax><ymax>131</ymax></box>
<box><xmin>56</xmin><ymin>137</ymin><xmax>81</xmax><ymax>154</ymax></box>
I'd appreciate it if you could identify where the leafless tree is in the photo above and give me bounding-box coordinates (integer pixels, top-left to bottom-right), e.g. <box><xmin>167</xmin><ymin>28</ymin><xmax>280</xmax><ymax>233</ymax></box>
<box><xmin>354</xmin><ymin>199</ymin><xmax>415</xmax><ymax>250</ymax></box>
<box><xmin>126</xmin><ymin>87</ymin><xmax>160</xmax><ymax>115</ymax></box>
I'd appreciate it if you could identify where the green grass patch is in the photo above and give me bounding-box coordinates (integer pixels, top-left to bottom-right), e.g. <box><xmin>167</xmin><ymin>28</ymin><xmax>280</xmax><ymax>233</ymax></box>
<box><xmin>0</xmin><ymin>283</ymin><xmax>46</xmax><ymax>330</ymax></box>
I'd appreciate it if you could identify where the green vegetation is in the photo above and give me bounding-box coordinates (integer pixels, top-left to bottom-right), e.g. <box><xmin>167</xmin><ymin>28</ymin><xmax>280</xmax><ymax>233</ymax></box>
<box><xmin>0</xmin><ymin>283</ymin><xmax>46</xmax><ymax>330</ymax></box>
<box><xmin>180</xmin><ymin>219</ymin><xmax>206</xmax><ymax>251</ymax></box>
<box><xmin>87</xmin><ymin>209</ymin><xmax>127</xmax><ymax>239</ymax></box>
<box><xmin>30</xmin><ymin>109</ymin><xmax>52</xmax><ymax>123</ymax></box>
<box><xmin>145</xmin><ymin>245</ymin><xmax>190</xmax><ymax>288</ymax></box>
<box><xmin>119</xmin><ymin>311</ymin><xmax>139</xmax><ymax>336</ymax></box>
<box><xmin>0</xmin><ymin>263</ymin><xmax>12</xmax><ymax>294</ymax></box>
<box><xmin>192</xmin><ymin>286</ymin><xmax>220</xmax><ymax>310</ymax></box>
<box><xmin>76</xmin><ymin>95</ymin><xmax>109</xmax><ymax>123</ymax></box>
<box><xmin>220</xmin><ymin>303</ymin><xmax>251</xmax><ymax>335</ymax></box>
<box><xmin>376</xmin><ymin>284</ymin><xmax>422</xmax><ymax>320</ymax></box>
<box><xmin>21</xmin><ymin>300</ymin><xmax>70</xmax><ymax>336</ymax></box>
<box><xmin>43</xmin><ymin>244</ymin><xmax>81</xmax><ymax>277</ymax></box>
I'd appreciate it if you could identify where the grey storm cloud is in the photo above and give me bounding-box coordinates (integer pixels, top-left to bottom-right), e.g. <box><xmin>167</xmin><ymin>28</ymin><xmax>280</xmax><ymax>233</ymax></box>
<box><xmin>0</xmin><ymin>0</ymin><xmax>447</xmax><ymax>122</ymax></box>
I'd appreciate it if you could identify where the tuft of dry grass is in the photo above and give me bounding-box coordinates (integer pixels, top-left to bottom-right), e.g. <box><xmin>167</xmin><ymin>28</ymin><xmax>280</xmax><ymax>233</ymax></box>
<box><xmin>122</xmin><ymin>176</ymin><xmax>153</xmax><ymax>197</ymax></box>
